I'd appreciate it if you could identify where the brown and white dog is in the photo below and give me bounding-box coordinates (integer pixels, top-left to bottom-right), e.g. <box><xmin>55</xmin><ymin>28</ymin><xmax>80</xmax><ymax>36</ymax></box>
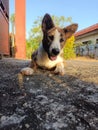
<box><xmin>21</xmin><ymin>14</ymin><xmax>78</xmax><ymax>75</ymax></box>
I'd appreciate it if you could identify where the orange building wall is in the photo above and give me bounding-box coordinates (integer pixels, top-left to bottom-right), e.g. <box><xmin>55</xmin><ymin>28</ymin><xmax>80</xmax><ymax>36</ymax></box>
<box><xmin>0</xmin><ymin>0</ymin><xmax>9</xmax><ymax>55</ymax></box>
<box><xmin>15</xmin><ymin>0</ymin><xmax>26</xmax><ymax>59</ymax></box>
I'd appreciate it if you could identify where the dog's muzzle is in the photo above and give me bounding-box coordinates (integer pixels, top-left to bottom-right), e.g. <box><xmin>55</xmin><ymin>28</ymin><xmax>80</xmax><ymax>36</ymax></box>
<box><xmin>49</xmin><ymin>48</ymin><xmax>60</xmax><ymax>61</ymax></box>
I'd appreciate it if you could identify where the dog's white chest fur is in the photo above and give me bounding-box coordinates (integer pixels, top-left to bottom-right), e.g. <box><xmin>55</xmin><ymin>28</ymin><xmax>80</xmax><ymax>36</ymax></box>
<box><xmin>36</xmin><ymin>44</ymin><xmax>63</xmax><ymax>69</ymax></box>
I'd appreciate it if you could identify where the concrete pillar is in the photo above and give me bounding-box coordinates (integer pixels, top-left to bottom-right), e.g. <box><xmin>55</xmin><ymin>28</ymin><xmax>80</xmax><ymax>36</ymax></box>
<box><xmin>15</xmin><ymin>0</ymin><xmax>26</xmax><ymax>59</ymax></box>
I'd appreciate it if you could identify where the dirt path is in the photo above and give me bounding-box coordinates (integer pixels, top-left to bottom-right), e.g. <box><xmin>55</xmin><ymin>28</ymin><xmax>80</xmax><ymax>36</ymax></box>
<box><xmin>0</xmin><ymin>58</ymin><xmax>98</xmax><ymax>130</ymax></box>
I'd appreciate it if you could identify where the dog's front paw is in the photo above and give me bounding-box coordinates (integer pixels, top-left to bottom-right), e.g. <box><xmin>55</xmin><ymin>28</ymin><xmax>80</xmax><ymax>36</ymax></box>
<box><xmin>54</xmin><ymin>68</ymin><xmax>65</xmax><ymax>75</ymax></box>
<box><xmin>21</xmin><ymin>67</ymin><xmax>34</xmax><ymax>75</ymax></box>
<box><xmin>54</xmin><ymin>63</ymin><xmax>65</xmax><ymax>75</ymax></box>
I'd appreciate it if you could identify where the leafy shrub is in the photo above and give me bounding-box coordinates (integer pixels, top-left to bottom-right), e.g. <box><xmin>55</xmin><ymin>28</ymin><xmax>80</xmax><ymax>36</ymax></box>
<box><xmin>63</xmin><ymin>36</ymin><xmax>76</xmax><ymax>59</ymax></box>
<box><xmin>26</xmin><ymin>39</ymin><xmax>39</xmax><ymax>59</ymax></box>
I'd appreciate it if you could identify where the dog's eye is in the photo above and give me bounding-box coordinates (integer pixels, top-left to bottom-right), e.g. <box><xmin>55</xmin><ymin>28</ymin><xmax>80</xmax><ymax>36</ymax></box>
<box><xmin>48</xmin><ymin>35</ymin><xmax>54</xmax><ymax>41</ymax></box>
<box><xmin>60</xmin><ymin>38</ymin><xmax>64</xmax><ymax>43</ymax></box>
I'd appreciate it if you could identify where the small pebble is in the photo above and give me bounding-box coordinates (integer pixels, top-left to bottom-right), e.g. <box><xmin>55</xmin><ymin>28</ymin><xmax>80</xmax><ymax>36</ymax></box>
<box><xmin>26</xmin><ymin>77</ymin><xmax>29</xmax><ymax>81</ymax></box>
<box><xmin>23</xmin><ymin>102</ymin><xmax>28</xmax><ymax>107</ymax></box>
<box><xmin>48</xmin><ymin>73</ymin><xmax>52</xmax><ymax>77</ymax></box>
<box><xmin>3</xmin><ymin>94</ymin><xmax>6</xmax><ymax>97</ymax></box>
<box><xmin>25</xmin><ymin>124</ymin><xmax>30</xmax><ymax>128</ymax></box>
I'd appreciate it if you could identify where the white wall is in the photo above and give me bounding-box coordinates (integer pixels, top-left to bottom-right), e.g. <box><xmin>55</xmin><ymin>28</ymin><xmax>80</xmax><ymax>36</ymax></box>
<box><xmin>75</xmin><ymin>31</ymin><xmax>98</xmax><ymax>44</ymax></box>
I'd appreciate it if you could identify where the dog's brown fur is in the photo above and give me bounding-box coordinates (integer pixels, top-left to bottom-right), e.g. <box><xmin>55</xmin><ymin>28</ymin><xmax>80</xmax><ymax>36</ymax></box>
<box><xmin>21</xmin><ymin>14</ymin><xmax>78</xmax><ymax>75</ymax></box>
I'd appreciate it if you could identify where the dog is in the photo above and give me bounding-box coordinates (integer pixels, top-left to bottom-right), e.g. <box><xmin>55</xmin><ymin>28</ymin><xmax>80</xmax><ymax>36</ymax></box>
<box><xmin>21</xmin><ymin>13</ymin><xmax>78</xmax><ymax>75</ymax></box>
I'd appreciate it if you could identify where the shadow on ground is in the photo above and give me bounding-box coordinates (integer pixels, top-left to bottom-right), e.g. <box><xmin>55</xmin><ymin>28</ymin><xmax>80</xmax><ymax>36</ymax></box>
<box><xmin>0</xmin><ymin>58</ymin><xmax>98</xmax><ymax>130</ymax></box>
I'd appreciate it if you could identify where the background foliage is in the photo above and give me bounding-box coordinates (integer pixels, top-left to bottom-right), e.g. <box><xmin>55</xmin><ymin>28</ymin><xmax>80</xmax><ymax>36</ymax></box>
<box><xmin>63</xmin><ymin>36</ymin><xmax>76</xmax><ymax>59</ymax></box>
<box><xmin>26</xmin><ymin>15</ymin><xmax>76</xmax><ymax>59</ymax></box>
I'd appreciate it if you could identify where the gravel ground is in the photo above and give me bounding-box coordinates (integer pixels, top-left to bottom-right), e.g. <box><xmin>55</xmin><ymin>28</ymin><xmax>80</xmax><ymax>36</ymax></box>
<box><xmin>0</xmin><ymin>58</ymin><xmax>98</xmax><ymax>130</ymax></box>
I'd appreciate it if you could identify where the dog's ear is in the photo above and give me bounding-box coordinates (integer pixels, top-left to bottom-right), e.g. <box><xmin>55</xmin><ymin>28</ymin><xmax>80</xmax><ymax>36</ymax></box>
<box><xmin>42</xmin><ymin>13</ymin><xmax>55</xmax><ymax>32</ymax></box>
<box><xmin>63</xmin><ymin>24</ymin><xmax>78</xmax><ymax>38</ymax></box>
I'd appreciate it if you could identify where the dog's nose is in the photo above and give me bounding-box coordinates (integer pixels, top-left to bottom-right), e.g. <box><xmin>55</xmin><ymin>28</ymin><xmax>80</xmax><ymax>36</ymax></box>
<box><xmin>52</xmin><ymin>48</ymin><xmax>60</xmax><ymax>55</ymax></box>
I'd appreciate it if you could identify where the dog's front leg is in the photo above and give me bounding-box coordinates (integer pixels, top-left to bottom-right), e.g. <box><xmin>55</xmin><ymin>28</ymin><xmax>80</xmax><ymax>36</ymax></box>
<box><xmin>20</xmin><ymin>60</ymin><xmax>37</xmax><ymax>76</ymax></box>
<box><xmin>54</xmin><ymin>62</ymin><xmax>65</xmax><ymax>75</ymax></box>
<box><xmin>20</xmin><ymin>50</ymin><xmax>38</xmax><ymax>76</ymax></box>
<box><xmin>20</xmin><ymin>67</ymin><xmax>34</xmax><ymax>75</ymax></box>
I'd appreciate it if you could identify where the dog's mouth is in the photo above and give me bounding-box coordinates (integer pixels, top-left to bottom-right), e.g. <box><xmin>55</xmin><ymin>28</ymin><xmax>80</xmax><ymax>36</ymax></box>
<box><xmin>49</xmin><ymin>55</ymin><xmax>57</xmax><ymax>61</ymax></box>
<box><xmin>49</xmin><ymin>48</ymin><xmax>60</xmax><ymax>61</ymax></box>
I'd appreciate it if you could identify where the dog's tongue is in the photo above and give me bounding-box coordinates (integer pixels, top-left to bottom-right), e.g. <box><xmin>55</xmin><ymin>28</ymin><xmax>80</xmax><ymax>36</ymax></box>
<box><xmin>50</xmin><ymin>56</ymin><xmax>57</xmax><ymax>61</ymax></box>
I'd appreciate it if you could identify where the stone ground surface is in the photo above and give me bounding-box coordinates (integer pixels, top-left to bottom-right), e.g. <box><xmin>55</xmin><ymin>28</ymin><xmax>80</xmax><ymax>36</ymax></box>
<box><xmin>0</xmin><ymin>58</ymin><xmax>98</xmax><ymax>130</ymax></box>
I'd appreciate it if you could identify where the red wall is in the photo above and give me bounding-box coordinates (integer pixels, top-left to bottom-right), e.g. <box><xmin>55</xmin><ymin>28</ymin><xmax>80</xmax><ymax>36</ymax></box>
<box><xmin>0</xmin><ymin>0</ymin><xmax>9</xmax><ymax>55</ymax></box>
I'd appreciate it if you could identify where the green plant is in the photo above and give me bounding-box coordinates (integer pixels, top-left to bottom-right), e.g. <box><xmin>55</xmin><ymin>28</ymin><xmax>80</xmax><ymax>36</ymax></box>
<box><xmin>87</xmin><ymin>40</ymin><xmax>92</xmax><ymax>44</ymax></box>
<box><xmin>63</xmin><ymin>36</ymin><xmax>76</xmax><ymax>59</ymax></box>
<box><xmin>10</xmin><ymin>13</ymin><xmax>15</xmax><ymax>57</ymax></box>
<box><xmin>75</xmin><ymin>42</ymin><xmax>83</xmax><ymax>47</ymax></box>
<box><xmin>26</xmin><ymin>39</ymin><xmax>39</xmax><ymax>59</ymax></box>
